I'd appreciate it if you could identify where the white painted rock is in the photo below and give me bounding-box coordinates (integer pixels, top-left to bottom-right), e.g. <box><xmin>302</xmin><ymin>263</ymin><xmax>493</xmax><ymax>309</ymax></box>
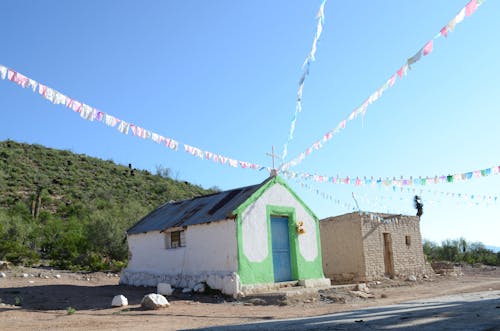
<box><xmin>407</xmin><ymin>275</ymin><xmax>417</xmax><ymax>282</ymax></box>
<box><xmin>356</xmin><ymin>283</ymin><xmax>370</xmax><ymax>293</ymax></box>
<box><xmin>141</xmin><ymin>293</ymin><xmax>170</xmax><ymax>310</ymax></box>
<box><xmin>55</xmin><ymin>274</ymin><xmax>61</xmax><ymax>279</ymax></box>
<box><xmin>193</xmin><ymin>283</ymin><xmax>206</xmax><ymax>293</ymax></box>
<box><xmin>0</xmin><ymin>272</ymin><xmax>6</xmax><ymax>278</ymax></box>
<box><xmin>22</xmin><ymin>273</ymin><xmax>29</xmax><ymax>278</ymax></box>
<box><xmin>111</xmin><ymin>295</ymin><xmax>128</xmax><ymax>307</ymax></box>
<box><xmin>157</xmin><ymin>283</ymin><xmax>174</xmax><ymax>296</ymax></box>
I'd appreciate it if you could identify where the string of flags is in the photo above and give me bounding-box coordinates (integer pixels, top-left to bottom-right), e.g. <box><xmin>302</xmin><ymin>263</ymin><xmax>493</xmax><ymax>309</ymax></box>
<box><xmin>282</xmin><ymin>0</ymin><xmax>326</xmax><ymax>162</ymax></box>
<box><xmin>2</xmin><ymin>59</ymin><xmax>498</xmax><ymax>194</ymax></box>
<box><xmin>281</xmin><ymin>0</ymin><xmax>484</xmax><ymax>171</ymax></box>
<box><xmin>282</xmin><ymin>163</ymin><xmax>500</xmax><ymax>187</ymax></box>
<box><xmin>0</xmin><ymin>64</ymin><xmax>271</xmax><ymax>173</ymax></box>
<box><xmin>294</xmin><ymin>176</ymin><xmax>499</xmax><ymax>224</ymax></box>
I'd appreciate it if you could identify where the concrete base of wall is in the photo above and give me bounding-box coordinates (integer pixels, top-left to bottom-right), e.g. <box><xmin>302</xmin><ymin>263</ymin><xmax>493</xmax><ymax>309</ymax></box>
<box><xmin>298</xmin><ymin>278</ymin><xmax>331</xmax><ymax>288</ymax></box>
<box><xmin>240</xmin><ymin>278</ymin><xmax>331</xmax><ymax>297</ymax></box>
<box><xmin>120</xmin><ymin>269</ymin><xmax>240</xmax><ymax>296</ymax></box>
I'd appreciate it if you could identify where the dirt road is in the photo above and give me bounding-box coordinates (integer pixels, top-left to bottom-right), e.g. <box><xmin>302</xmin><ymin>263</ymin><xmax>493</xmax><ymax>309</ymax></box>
<box><xmin>0</xmin><ymin>265</ymin><xmax>499</xmax><ymax>330</ymax></box>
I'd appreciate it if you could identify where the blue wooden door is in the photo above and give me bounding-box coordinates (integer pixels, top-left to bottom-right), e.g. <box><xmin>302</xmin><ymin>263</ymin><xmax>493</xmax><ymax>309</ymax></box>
<box><xmin>271</xmin><ymin>216</ymin><xmax>293</xmax><ymax>282</ymax></box>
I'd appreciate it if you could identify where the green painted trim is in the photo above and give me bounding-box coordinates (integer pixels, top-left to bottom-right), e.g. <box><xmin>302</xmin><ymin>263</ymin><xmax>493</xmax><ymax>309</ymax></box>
<box><xmin>266</xmin><ymin>205</ymin><xmax>299</xmax><ymax>281</ymax></box>
<box><xmin>233</xmin><ymin>176</ymin><xmax>318</xmax><ymax>222</ymax></box>
<box><xmin>236</xmin><ymin>176</ymin><xmax>324</xmax><ymax>284</ymax></box>
<box><xmin>236</xmin><ymin>212</ymin><xmax>274</xmax><ymax>284</ymax></box>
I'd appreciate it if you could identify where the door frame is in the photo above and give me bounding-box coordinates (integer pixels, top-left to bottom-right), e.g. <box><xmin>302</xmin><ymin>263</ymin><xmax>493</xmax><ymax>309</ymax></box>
<box><xmin>383</xmin><ymin>232</ymin><xmax>395</xmax><ymax>277</ymax></box>
<box><xmin>266</xmin><ymin>205</ymin><xmax>299</xmax><ymax>281</ymax></box>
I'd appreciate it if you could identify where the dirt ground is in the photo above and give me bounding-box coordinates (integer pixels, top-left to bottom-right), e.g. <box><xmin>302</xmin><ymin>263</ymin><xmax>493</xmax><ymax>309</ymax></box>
<box><xmin>1</xmin><ymin>265</ymin><xmax>499</xmax><ymax>331</ymax></box>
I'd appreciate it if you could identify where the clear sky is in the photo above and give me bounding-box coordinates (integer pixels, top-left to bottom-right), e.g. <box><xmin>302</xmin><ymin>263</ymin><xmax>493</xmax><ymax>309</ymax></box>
<box><xmin>1</xmin><ymin>0</ymin><xmax>499</xmax><ymax>247</ymax></box>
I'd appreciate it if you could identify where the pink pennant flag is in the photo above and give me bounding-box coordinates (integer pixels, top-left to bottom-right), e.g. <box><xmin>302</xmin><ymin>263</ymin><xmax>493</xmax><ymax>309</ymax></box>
<box><xmin>423</xmin><ymin>40</ymin><xmax>433</xmax><ymax>56</ymax></box>
<box><xmin>205</xmin><ymin>151</ymin><xmax>213</xmax><ymax>160</ymax></box>
<box><xmin>136</xmin><ymin>126</ymin><xmax>145</xmax><ymax>138</ymax></box>
<box><xmin>165</xmin><ymin>138</ymin><xmax>179</xmax><ymax>151</ymax></box>
<box><xmin>69</xmin><ymin>99</ymin><xmax>82</xmax><ymax>113</ymax></box>
<box><xmin>7</xmin><ymin>69</ymin><xmax>16</xmax><ymax>81</ymax></box>
<box><xmin>130</xmin><ymin>124</ymin><xmax>138</xmax><ymax>136</ymax></box>
<box><xmin>151</xmin><ymin>133</ymin><xmax>163</xmax><ymax>144</ymax></box>
<box><xmin>440</xmin><ymin>26</ymin><xmax>449</xmax><ymax>37</ymax></box>
<box><xmin>397</xmin><ymin>65</ymin><xmax>408</xmax><ymax>78</ymax></box>
<box><xmin>465</xmin><ymin>0</ymin><xmax>478</xmax><ymax>16</ymax></box>
<box><xmin>12</xmin><ymin>72</ymin><xmax>29</xmax><ymax>88</ymax></box>
<box><xmin>38</xmin><ymin>83</ymin><xmax>47</xmax><ymax>95</ymax></box>
<box><xmin>339</xmin><ymin>120</ymin><xmax>346</xmax><ymax>129</ymax></box>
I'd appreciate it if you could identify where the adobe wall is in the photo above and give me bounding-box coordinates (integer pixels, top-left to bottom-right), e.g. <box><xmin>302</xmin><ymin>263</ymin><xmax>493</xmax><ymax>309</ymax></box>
<box><xmin>121</xmin><ymin>219</ymin><xmax>240</xmax><ymax>295</ymax></box>
<box><xmin>360</xmin><ymin>214</ymin><xmax>428</xmax><ymax>280</ymax></box>
<box><xmin>320</xmin><ymin>214</ymin><xmax>365</xmax><ymax>283</ymax></box>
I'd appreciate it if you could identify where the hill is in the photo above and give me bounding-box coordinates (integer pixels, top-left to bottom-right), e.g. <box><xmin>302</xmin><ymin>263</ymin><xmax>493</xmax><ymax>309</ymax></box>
<box><xmin>0</xmin><ymin>140</ymin><xmax>216</xmax><ymax>270</ymax></box>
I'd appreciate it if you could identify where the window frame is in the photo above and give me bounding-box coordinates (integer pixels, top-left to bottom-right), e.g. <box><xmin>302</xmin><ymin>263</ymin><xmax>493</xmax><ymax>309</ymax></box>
<box><xmin>164</xmin><ymin>228</ymin><xmax>186</xmax><ymax>249</ymax></box>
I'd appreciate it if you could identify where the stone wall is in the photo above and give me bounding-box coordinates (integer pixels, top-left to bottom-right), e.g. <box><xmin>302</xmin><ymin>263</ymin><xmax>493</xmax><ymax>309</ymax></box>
<box><xmin>361</xmin><ymin>213</ymin><xmax>427</xmax><ymax>280</ymax></box>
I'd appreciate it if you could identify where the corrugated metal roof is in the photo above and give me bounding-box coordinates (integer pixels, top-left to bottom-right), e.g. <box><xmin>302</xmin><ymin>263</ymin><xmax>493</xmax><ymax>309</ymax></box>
<box><xmin>127</xmin><ymin>177</ymin><xmax>272</xmax><ymax>234</ymax></box>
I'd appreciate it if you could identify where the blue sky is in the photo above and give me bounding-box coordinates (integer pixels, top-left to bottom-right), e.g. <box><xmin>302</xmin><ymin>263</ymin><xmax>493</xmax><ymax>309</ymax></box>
<box><xmin>1</xmin><ymin>0</ymin><xmax>499</xmax><ymax>247</ymax></box>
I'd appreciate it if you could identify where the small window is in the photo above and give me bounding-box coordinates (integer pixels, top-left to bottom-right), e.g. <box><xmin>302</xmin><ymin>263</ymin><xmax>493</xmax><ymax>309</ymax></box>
<box><xmin>405</xmin><ymin>235</ymin><xmax>411</xmax><ymax>246</ymax></box>
<box><xmin>165</xmin><ymin>230</ymin><xmax>185</xmax><ymax>249</ymax></box>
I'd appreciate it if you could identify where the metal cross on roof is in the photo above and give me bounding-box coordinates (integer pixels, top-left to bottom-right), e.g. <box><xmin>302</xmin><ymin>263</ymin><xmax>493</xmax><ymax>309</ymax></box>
<box><xmin>266</xmin><ymin>146</ymin><xmax>281</xmax><ymax>176</ymax></box>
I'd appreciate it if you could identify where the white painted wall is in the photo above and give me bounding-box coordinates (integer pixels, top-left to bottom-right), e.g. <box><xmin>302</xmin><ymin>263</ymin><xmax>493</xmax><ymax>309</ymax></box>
<box><xmin>126</xmin><ymin>218</ymin><xmax>238</xmax><ymax>275</ymax></box>
<box><xmin>241</xmin><ymin>183</ymin><xmax>318</xmax><ymax>262</ymax></box>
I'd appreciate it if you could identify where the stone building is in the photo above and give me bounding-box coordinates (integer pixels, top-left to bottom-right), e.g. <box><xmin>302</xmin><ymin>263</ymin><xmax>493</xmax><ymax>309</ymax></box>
<box><xmin>320</xmin><ymin>212</ymin><xmax>429</xmax><ymax>283</ymax></box>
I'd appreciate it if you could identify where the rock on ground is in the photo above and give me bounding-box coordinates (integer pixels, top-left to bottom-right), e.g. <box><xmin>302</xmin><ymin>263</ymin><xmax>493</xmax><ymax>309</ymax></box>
<box><xmin>407</xmin><ymin>275</ymin><xmax>417</xmax><ymax>282</ymax></box>
<box><xmin>356</xmin><ymin>283</ymin><xmax>370</xmax><ymax>293</ymax></box>
<box><xmin>141</xmin><ymin>293</ymin><xmax>170</xmax><ymax>310</ymax></box>
<box><xmin>111</xmin><ymin>295</ymin><xmax>128</xmax><ymax>307</ymax></box>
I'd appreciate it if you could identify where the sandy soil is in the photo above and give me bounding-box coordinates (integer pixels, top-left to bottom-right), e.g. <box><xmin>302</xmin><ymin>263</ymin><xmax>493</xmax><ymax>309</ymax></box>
<box><xmin>1</xmin><ymin>265</ymin><xmax>499</xmax><ymax>330</ymax></box>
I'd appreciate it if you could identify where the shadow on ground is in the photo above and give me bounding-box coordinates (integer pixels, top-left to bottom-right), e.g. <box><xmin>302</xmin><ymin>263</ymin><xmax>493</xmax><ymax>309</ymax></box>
<box><xmin>0</xmin><ymin>284</ymin><xmax>231</xmax><ymax>310</ymax></box>
<box><xmin>186</xmin><ymin>294</ymin><xmax>500</xmax><ymax>331</ymax></box>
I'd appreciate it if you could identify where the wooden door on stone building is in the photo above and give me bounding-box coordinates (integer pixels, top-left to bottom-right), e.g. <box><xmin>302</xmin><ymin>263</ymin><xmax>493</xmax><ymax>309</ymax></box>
<box><xmin>383</xmin><ymin>233</ymin><xmax>395</xmax><ymax>277</ymax></box>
